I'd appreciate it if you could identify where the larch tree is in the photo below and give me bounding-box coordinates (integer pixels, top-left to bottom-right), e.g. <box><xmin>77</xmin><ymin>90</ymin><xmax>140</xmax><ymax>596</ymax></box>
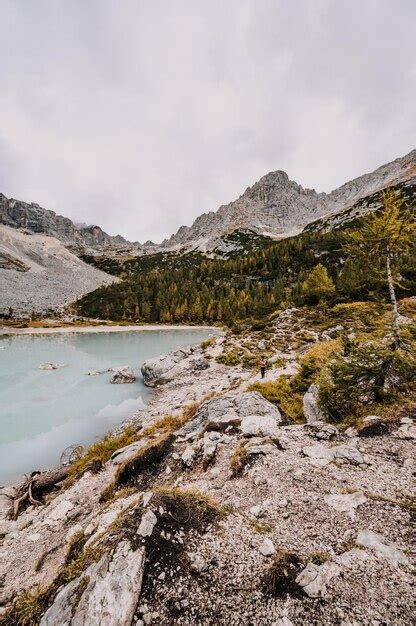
<box><xmin>343</xmin><ymin>189</ymin><xmax>415</xmax><ymax>349</ymax></box>
<box><xmin>301</xmin><ymin>263</ymin><xmax>335</xmax><ymax>303</ymax></box>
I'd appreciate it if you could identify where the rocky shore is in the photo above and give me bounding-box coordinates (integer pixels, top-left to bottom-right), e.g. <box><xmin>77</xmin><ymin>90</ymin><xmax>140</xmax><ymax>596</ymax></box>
<box><xmin>0</xmin><ymin>317</ymin><xmax>414</xmax><ymax>625</ymax></box>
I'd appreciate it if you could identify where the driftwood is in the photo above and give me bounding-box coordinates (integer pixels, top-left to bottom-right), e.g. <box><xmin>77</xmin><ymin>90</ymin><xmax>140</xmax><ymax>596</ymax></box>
<box><xmin>9</xmin><ymin>465</ymin><xmax>70</xmax><ymax>519</ymax></box>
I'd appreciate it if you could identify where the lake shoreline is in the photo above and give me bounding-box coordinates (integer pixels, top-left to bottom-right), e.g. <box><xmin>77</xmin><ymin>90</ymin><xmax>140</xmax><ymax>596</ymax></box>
<box><xmin>0</xmin><ymin>323</ymin><xmax>220</xmax><ymax>337</ymax></box>
<box><xmin>0</xmin><ymin>327</ymin><xmax>218</xmax><ymax>485</ymax></box>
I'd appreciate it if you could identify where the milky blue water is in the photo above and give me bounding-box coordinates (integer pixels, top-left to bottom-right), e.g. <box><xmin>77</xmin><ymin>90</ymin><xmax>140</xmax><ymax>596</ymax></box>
<box><xmin>0</xmin><ymin>328</ymin><xmax>213</xmax><ymax>484</ymax></box>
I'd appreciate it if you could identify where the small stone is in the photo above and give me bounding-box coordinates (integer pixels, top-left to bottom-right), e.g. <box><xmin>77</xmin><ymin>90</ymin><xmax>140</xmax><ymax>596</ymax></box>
<box><xmin>259</xmin><ymin>538</ymin><xmax>275</xmax><ymax>556</ymax></box>
<box><xmin>189</xmin><ymin>553</ymin><xmax>208</xmax><ymax>574</ymax></box>
<box><xmin>137</xmin><ymin>510</ymin><xmax>157</xmax><ymax>537</ymax></box>
<box><xmin>250</xmin><ymin>505</ymin><xmax>262</xmax><ymax>517</ymax></box>
<box><xmin>142</xmin><ymin>492</ymin><xmax>153</xmax><ymax>507</ymax></box>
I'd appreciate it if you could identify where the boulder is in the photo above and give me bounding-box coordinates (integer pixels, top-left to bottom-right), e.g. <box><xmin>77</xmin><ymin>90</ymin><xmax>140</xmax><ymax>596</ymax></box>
<box><xmin>357</xmin><ymin>415</ymin><xmax>391</xmax><ymax>437</ymax></box>
<box><xmin>178</xmin><ymin>391</ymin><xmax>281</xmax><ymax>439</ymax></box>
<box><xmin>303</xmin><ymin>384</ymin><xmax>326</xmax><ymax>424</ymax></box>
<box><xmin>141</xmin><ymin>347</ymin><xmax>209</xmax><ymax>387</ymax></box>
<box><xmin>234</xmin><ymin>392</ymin><xmax>281</xmax><ymax>421</ymax></box>
<box><xmin>40</xmin><ymin>541</ymin><xmax>145</xmax><ymax>626</ymax></box>
<box><xmin>307</xmin><ymin>421</ymin><xmax>338</xmax><ymax>440</ymax></box>
<box><xmin>110</xmin><ymin>366</ymin><xmax>136</xmax><ymax>384</ymax></box>
<box><xmin>302</xmin><ymin>444</ymin><xmax>364</xmax><ymax>466</ymax></box>
<box><xmin>332</xmin><ymin>445</ymin><xmax>364</xmax><ymax>465</ymax></box>
<box><xmin>302</xmin><ymin>443</ymin><xmax>334</xmax><ymax>466</ymax></box>
<box><xmin>202</xmin><ymin>431</ymin><xmax>221</xmax><ymax>465</ymax></box>
<box><xmin>356</xmin><ymin>530</ymin><xmax>409</xmax><ymax>567</ymax></box>
<box><xmin>296</xmin><ymin>561</ymin><xmax>341</xmax><ymax>598</ymax></box>
<box><xmin>181</xmin><ymin>444</ymin><xmax>199</xmax><ymax>468</ymax></box>
<box><xmin>110</xmin><ymin>440</ymin><xmax>147</xmax><ymax>465</ymax></box>
<box><xmin>137</xmin><ymin>510</ymin><xmax>158</xmax><ymax>537</ymax></box>
<box><xmin>39</xmin><ymin>363</ymin><xmax>65</xmax><ymax>370</ymax></box>
<box><xmin>396</xmin><ymin>423</ymin><xmax>416</xmax><ymax>440</ymax></box>
<box><xmin>240</xmin><ymin>415</ymin><xmax>280</xmax><ymax>438</ymax></box>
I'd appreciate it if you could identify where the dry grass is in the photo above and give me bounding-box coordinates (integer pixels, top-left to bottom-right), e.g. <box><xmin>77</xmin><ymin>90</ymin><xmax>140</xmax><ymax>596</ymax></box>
<box><xmin>1</xmin><ymin>587</ymin><xmax>48</xmax><ymax>626</ymax></box>
<box><xmin>67</xmin><ymin>426</ymin><xmax>139</xmax><ymax>482</ymax></box>
<box><xmin>248</xmin><ymin>377</ymin><xmax>303</xmax><ymax>423</ymax></box>
<box><xmin>230</xmin><ymin>442</ymin><xmax>248</xmax><ymax>477</ymax></box>
<box><xmin>153</xmin><ymin>487</ymin><xmax>228</xmax><ymax>530</ymax></box>
<box><xmin>262</xmin><ymin>549</ymin><xmax>303</xmax><ymax>598</ymax></box>
<box><xmin>247</xmin><ymin>518</ymin><xmax>272</xmax><ymax>534</ymax></box>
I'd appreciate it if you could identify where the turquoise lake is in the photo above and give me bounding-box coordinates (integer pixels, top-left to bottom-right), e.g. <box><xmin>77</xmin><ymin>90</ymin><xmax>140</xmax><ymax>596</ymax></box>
<box><xmin>0</xmin><ymin>328</ymin><xmax>213</xmax><ymax>484</ymax></box>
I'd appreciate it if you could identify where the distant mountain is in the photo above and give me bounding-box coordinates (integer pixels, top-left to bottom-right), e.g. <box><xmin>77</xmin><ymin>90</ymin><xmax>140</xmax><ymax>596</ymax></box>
<box><xmin>161</xmin><ymin>149</ymin><xmax>416</xmax><ymax>252</ymax></box>
<box><xmin>0</xmin><ymin>150</ymin><xmax>414</xmax><ymax>261</ymax></box>
<box><xmin>0</xmin><ymin>194</ymin><xmax>144</xmax><ymax>257</ymax></box>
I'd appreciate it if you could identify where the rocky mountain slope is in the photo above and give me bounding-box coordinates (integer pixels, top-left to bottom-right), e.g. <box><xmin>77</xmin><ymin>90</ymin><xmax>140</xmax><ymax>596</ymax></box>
<box><xmin>0</xmin><ymin>225</ymin><xmax>118</xmax><ymax>316</ymax></box>
<box><xmin>161</xmin><ymin>149</ymin><xmax>416</xmax><ymax>252</ymax></box>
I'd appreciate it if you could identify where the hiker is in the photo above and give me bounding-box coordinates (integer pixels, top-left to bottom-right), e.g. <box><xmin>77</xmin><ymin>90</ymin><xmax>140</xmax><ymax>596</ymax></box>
<box><xmin>259</xmin><ymin>356</ymin><xmax>267</xmax><ymax>379</ymax></box>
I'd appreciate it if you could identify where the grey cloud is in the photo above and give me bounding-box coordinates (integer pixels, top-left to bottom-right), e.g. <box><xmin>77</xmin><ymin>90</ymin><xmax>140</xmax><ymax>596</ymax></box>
<box><xmin>0</xmin><ymin>0</ymin><xmax>414</xmax><ymax>241</ymax></box>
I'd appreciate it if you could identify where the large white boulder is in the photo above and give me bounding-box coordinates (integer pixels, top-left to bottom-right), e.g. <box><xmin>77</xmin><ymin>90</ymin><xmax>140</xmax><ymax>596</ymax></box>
<box><xmin>303</xmin><ymin>384</ymin><xmax>326</xmax><ymax>424</ymax></box>
<box><xmin>141</xmin><ymin>347</ymin><xmax>209</xmax><ymax>387</ymax></box>
<box><xmin>178</xmin><ymin>391</ymin><xmax>281</xmax><ymax>439</ymax></box>
<box><xmin>40</xmin><ymin>541</ymin><xmax>145</xmax><ymax>625</ymax></box>
<box><xmin>240</xmin><ymin>415</ymin><xmax>280</xmax><ymax>438</ymax></box>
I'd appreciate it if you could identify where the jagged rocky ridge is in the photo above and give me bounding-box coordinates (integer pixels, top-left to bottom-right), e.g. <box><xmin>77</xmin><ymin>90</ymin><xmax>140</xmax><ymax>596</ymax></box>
<box><xmin>161</xmin><ymin>149</ymin><xmax>416</xmax><ymax>252</ymax></box>
<box><xmin>0</xmin><ymin>193</ymin><xmax>144</xmax><ymax>257</ymax></box>
<box><xmin>1</xmin><ymin>150</ymin><xmax>415</xmax><ymax>259</ymax></box>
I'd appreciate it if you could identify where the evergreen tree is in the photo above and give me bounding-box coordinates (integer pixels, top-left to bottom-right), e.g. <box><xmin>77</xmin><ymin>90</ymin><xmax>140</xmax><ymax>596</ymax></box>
<box><xmin>343</xmin><ymin>190</ymin><xmax>416</xmax><ymax>349</ymax></box>
<box><xmin>301</xmin><ymin>263</ymin><xmax>335</xmax><ymax>303</ymax></box>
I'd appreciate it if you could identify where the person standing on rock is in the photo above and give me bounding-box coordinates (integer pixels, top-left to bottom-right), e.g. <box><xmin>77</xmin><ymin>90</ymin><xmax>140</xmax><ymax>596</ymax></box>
<box><xmin>259</xmin><ymin>356</ymin><xmax>267</xmax><ymax>379</ymax></box>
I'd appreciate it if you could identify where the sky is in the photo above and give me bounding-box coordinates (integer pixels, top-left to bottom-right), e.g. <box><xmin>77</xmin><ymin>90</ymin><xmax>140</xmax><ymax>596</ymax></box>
<box><xmin>0</xmin><ymin>0</ymin><xmax>415</xmax><ymax>243</ymax></box>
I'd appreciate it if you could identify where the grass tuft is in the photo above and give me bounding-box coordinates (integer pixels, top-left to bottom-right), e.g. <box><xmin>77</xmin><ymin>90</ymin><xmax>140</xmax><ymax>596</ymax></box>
<box><xmin>67</xmin><ymin>426</ymin><xmax>139</xmax><ymax>482</ymax></box>
<box><xmin>262</xmin><ymin>549</ymin><xmax>303</xmax><ymax>598</ymax></box>
<box><xmin>230</xmin><ymin>442</ymin><xmax>249</xmax><ymax>477</ymax></box>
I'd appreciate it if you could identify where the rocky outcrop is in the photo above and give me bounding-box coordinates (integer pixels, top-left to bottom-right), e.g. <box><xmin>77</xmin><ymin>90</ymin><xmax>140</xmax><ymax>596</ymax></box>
<box><xmin>40</xmin><ymin>541</ymin><xmax>145</xmax><ymax>625</ymax></box>
<box><xmin>110</xmin><ymin>366</ymin><xmax>136</xmax><ymax>384</ymax></box>
<box><xmin>0</xmin><ymin>192</ymin><xmax>143</xmax><ymax>256</ymax></box>
<box><xmin>160</xmin><ymin>150</ymin><xmax>416</xmax><ymax>252</ymax></box>
<box><xmin>302</xmin><ymin>384</ymin><xmax>327</xmax><ymax>424</ymax></box>
<box><xmin>178</xmin><ymin>391</ymin><xmax>282</xmax><ymax>439</ymax></box>
<box><xmin>0</xmin><ymin>224</ymin><xmax>118</xmax><ymax>316</ymax></box>
<box><xmin>141</xmin><ymin>347</ymin><xmax>210</xmax><ymax>387</ymax></box>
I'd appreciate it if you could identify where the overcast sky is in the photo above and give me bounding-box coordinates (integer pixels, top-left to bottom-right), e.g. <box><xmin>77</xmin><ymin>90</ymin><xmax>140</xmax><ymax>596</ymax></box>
<box><xmin>0</xmin><ymin>1</ymin><xmax>415</xmax><ymax>242</ymax></box>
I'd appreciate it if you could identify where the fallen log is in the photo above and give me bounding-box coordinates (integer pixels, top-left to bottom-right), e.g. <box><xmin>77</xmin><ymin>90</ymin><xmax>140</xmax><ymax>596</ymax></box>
<box><xmin>10</xmin><ymin>465</ymin><xmax>71</xmax><ymax>519</ymax></box>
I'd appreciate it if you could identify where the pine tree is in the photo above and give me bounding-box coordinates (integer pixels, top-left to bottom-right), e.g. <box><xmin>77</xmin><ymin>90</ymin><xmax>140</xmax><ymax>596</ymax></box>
<box><xmin>343</xmin><ymin>190</ymin><xmax>416</xmax><ymax>349</ymax></box>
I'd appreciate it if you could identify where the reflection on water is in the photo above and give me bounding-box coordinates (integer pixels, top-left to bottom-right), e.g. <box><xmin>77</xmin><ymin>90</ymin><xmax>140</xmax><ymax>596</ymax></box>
<box><xmin>0</xmin><ymin>328</ymin><xmax>213</xmax><ymax>484</ymax></box>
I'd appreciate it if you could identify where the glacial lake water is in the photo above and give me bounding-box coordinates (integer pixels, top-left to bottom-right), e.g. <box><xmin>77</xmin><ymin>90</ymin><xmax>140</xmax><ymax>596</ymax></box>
<box><xmin>0</xmin><ymin>328</ymin><xmax>214</xmax><ymax>485</ymax></box>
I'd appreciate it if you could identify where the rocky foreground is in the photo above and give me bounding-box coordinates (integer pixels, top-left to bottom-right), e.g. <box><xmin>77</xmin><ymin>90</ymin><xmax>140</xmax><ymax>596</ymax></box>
<box><xmin>0</xmin><ymin>321</ymin><xmax>414</xmax><ymax>625</ymax></box>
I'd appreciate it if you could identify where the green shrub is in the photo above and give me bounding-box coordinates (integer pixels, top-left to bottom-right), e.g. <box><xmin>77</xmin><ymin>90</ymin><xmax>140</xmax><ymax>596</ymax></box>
<box><xmin>318</xmin><ymin>341</ymin><xmax>416</xmax><ymax>422</ymax></box>
<box><xmin>293</xmin><ymin>339</ymin><xmax>342</xmax><ymax>392</ymax></box>
<box><xmin>301</xmin><ymin>264</ymin><xmax>335</xmax><ymax>304</ymax></box>
<box><xmin>248</xmin><ymin>377</ymin><xmax>303</xmax><ymax>422</ymax></box>
<box><xmin>241</xmin><ymin>352</ymin><xmax>261</xmax><ymax>369</ymax></box>
<box><xmin>216</xmin><ymin>349</ymin><xmax>241</xmax><ymax>366</ymax></box>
